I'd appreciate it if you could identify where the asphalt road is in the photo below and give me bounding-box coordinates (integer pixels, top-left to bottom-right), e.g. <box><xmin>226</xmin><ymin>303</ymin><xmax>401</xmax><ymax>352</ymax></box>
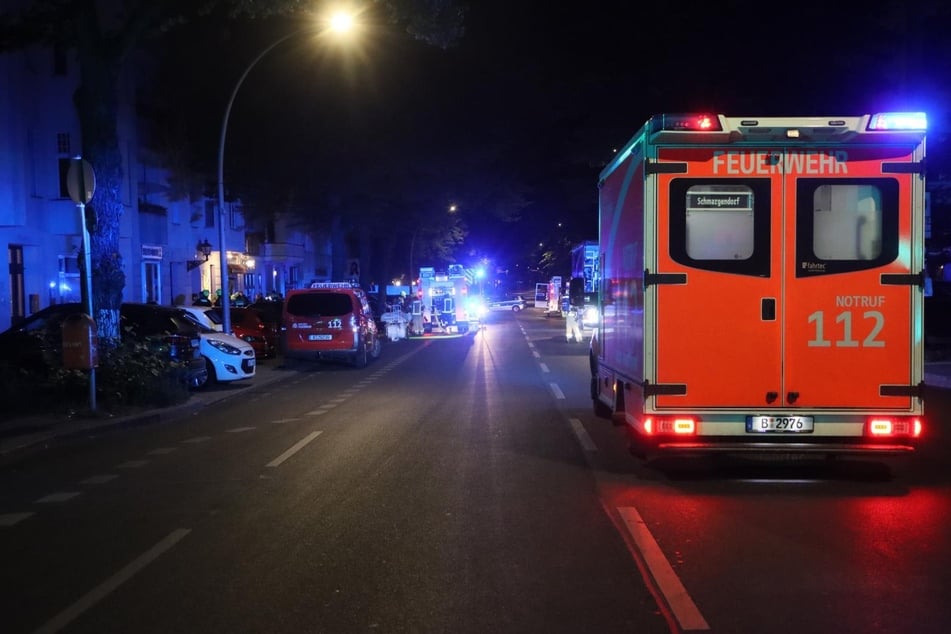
<box><xmin>1</xmin><ymin>310</ymin><xmax>949</xmax><ymax>633</ymax></box>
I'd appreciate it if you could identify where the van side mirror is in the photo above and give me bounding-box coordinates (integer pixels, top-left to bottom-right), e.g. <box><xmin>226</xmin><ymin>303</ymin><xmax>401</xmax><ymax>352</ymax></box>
<box><xmin>568</xmin><ymin>277</ymin><xmax>585</xmax><ymax>307</ymax></box>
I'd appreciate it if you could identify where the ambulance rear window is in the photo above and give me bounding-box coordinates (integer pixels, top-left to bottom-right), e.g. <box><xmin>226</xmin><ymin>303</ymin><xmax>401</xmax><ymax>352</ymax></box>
<box><xmin>684</xmin><ymin>185</ymin><xmax>755</xmax><ymax>260</ymax></box>
<box><xmin>286</xmin><ymin>292</ymin><xmax>354</xmax><ymax>317</ymax></box>
<box><xmin>812</xmin><ymin>184</ymin><xmax>882</xmax><ymax>260</ymax></box>
<box><xmin>795</xmin><ymin>178</ymin><xmax>898</xmax><ymax>277</ymax></box>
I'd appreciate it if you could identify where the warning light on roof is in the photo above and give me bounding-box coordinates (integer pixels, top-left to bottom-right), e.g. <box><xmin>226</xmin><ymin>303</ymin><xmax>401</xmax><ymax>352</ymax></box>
<box><xmin>867</xmin><ymin>112</ymin><xmax>927</xmax><ymax>131</ymax></box>
<box><xmin>657</xmin><ymin>114</ymin><xmax>723</xmax><ymax>132</ymax></box>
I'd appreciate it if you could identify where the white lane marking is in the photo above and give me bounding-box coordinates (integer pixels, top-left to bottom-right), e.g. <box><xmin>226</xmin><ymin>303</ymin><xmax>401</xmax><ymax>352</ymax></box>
<box><xmin>267</xmin><ymin>431</ymin><xmax>323</xmax><ymax>468</ymax></box>
<box><xmin>527</xmin><ymin>342</ymin><xmax>535</xmax><ymax>348</ymax></box>
<box><xmin>549</xmin><ymin>383</ymin><xmax>566</xmax><ymax>400</ymax></box>
<box><xmin>318</xmin><ymin>403</ymin><xmax>339</xmax><ymax>410</ymax></box>
<box><xmin>617</xmin><ymin>507</ymin><xmax>709</xmax><ymax>631</ymax></box>
<box><xmin>568</xmin><ymin>418</ymin><xmax>597</xmax><ymax>452</ymax></box>
<box><xmin>532</xmin><ymin>350</ymin><xmax>541</xmax><ymax>359</ymax></box>
<box><xmin>147</xmin><ymin>448</ymin><xmax>177</xmax><ymax>455</ymax></box>
<box><xmin>81</xmin><ymin>475</ymin><xmax>117</xmax><ymax>485</ymax></box>
<box><xmin>539</xmin><ymin>363</ymin><xmax>550</xmax><ymax>373</ymax></box>
<box><xmin>116</xmin><ymin>460</ymin><xmax>149</xmax><ymax>469</ymax></box>
<box><xmin>271</xmin><ymin>418</ymin><xmax>302</xmax><ymax>424</ymax></box>
<box><xmin>36</xmin><ymin>492</ymin><xmax>81</xmax><ymax>504</ymax></box>
<box><xmin>305</xmin><ymin>409</ymin><xmax>329</xmax><ymax>416</ymax></box>
<box><xmin>328</xmin><ymin>397</ymin><xmax>348</xmax><ymax>403</ymax></box>
<box><xmin>182</xmin><ymin>436</ymin><xmax>212</xmax><ymax>444</ymax></box>
<box><xmin>0</xmin><ymin>512</ymin><xmax>34</xmax><ymax>526</ymax></box>
<box><xmin>34</xmin><ymin>528</ymin><xmax>191</xmax><ymax>634</ymax></box>
<box><xmin>226</xmin><ymin>427</ymin><xmax>256</xmax><ymax>433</ymax></box>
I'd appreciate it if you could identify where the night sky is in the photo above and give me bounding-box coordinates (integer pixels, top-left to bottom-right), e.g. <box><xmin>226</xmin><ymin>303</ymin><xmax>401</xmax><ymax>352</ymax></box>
<box><xmin>148</xmin><ymin>0</ymin><xmax>950</xmax><ymax>279</ymax></box>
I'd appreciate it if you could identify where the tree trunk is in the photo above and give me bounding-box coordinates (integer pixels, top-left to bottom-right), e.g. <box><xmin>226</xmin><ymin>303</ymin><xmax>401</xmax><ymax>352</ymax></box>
<box><xmin>74</xmin><ymin>20</ymin><xmax>126</xmax><ymax>344</ymax></box>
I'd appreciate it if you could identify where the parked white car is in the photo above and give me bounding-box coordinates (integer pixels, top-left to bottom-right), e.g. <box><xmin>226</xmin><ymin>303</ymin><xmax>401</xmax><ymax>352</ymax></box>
<box><xmin>179</xmin><ymin>307</ymin><xmax>256</xmax><ymax>386</ymax></box>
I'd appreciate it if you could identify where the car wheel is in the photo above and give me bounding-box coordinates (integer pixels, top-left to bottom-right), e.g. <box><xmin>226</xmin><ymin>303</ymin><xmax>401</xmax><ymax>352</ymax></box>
<box><xmin>352</xmin><ymin>340</ymin><xmax>368</xmax><ymax>368</ymax></box>
<box><xmin>370</xmin><ymin>335</ymin><xmax>382</xmax><ymax>359</ymax></box>
<box><xmin>512</xmin><ymin>305</ymin><xmax>521</xmax><ymax>312</ymax></box>
<box><xmin>202</xmin><ymin>357</ymin><xmax>217</xmax><ymax>388</ymax></box>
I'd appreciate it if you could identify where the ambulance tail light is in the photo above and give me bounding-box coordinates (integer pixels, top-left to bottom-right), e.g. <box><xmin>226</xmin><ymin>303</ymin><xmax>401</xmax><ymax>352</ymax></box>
<box><xmin>642</xmin><ymin>416</ymin><xmax>697</xmax><ymax>436</ymax></box>
<box><xmin>654</xmin><ymin>114</ymin><xmax>723</xmax><ymax>132</ymax></box>
<box><xmin>866</xmin><ymin>416</ymin><xmax>923</xmax><ymax>439</ymax></box>
<box><xmin>867</xmin><ymin>112</ymin><xmax>927</xmax><ymax>131</ymax></box>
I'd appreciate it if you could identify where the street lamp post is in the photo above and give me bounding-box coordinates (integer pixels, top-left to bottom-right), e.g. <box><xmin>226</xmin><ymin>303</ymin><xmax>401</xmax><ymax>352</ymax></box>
<box><xmin>216</xmin><ymin>14</ymin><xmax>355</xmax><ymax>333</ymax></box>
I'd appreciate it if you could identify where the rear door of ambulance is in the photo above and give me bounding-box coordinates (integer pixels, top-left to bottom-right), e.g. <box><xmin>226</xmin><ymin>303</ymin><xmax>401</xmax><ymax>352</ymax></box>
<box><xmin>650</xmin><ymin>131</ymin><xmax>921</xmax><ymax>416</ymax></box>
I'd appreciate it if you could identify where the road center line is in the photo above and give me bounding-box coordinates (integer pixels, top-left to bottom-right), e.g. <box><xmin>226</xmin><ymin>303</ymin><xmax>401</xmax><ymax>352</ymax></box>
<box><xmin>34</xmin><ymin>528</ymin><xmax>191</xmax><ymax>634</ymax></box>
<box><xmin>549</xmin><ymin>382</ymin><xmax>565</xmax><ymax>399</ymax></box>
<box><xmin>617</xmin><ymin>506</ymin><xmax>709</xmax><ymax>631</ymax></box>
<box><xmin>267</xmin><ymin>431</ymin><xmax>323</xmax><ymax>468</ymax></box>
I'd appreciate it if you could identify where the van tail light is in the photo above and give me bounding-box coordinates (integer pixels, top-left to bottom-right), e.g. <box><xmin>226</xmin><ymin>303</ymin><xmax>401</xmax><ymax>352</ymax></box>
<box><xmin>350</xmin><ymin>315</ymin><xmax>358</xmax><ymax>332</ymax></box>
<box><xmin>867</xmin><ymin>417</ymin><xmax>922</xmax><ymax>439</ymax></box>
<box><xmin>642</xmin><ymin>416</ymin><xmax>697</xmax><ymax>436</ymax></box>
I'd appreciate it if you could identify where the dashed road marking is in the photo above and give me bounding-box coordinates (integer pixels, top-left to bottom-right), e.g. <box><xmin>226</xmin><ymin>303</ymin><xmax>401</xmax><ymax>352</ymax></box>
<box><xmin>539</xmin><ymin>363</ymin><xmax>550</xmax><ymax>373</ymax></box>
<box><xmin>267</xmin><ymin>431</ymin><xmax>323</xmax><ymax>468</ymax></box>
<box><xmin>0</xmin><ymin>512</ymin><xmax>34</xmax><ymax>526</ymax></box>
<box><xmin>36</xmin><ymin>492</ymin><xmax>81</xmax><ymax>504</ymax></box>
<box><xmin>182</xmin><ymin>436</ymin><xmax>212</xmax><ymax>444</ymax></box>
<box><xmin>549</xmin><ymin>383</ymin><xmax>565</xmax><ymax>400</ymax></box>
<box><xmin>568</xmin><ymin>418</ymin><xmax>597</xmax><ymax>451</ymax></box>
<box><xmin>226</xmin><ymin>427</ymin><xmax>256</xmax><ymax>433</ymax></box>
<box><xmin>34</xmin><ymin>528</ymin><xmax>191</xmax><ymax>634</ymax></box>
<box><xmin>147</xmin><ymin>448</ymin><xmax>177</xmax><ymax>455</ymax></box>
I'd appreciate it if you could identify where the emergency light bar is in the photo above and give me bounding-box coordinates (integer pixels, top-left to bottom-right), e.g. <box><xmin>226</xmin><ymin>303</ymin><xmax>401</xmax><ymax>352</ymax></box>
<box><xmin>867</xmin><ymin>112</ymin><xmax>927</xmax><ymax>131</ymax></box>
<box><xmin>651</xmin><ymin>114</ymin><xmax>723</xmax><ymax>133</ymax></box>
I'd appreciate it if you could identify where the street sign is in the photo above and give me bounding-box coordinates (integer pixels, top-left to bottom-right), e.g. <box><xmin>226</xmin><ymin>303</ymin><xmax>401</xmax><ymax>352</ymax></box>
<box><xmin>67</xmin><ymin>158</ymin><xmax>96</xmax><ymax>205</ymax></box>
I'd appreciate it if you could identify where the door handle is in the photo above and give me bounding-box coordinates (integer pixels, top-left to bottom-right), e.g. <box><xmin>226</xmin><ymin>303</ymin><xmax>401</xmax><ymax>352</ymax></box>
<box><xmin>761</xmin><ymin>298</ymin><xmax>776</xmax><ymax>321</ymax></box>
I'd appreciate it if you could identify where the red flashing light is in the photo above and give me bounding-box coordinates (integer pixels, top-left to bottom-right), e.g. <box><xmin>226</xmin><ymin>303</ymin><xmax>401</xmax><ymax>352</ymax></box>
<box><xmin>866</xmin><ymin>417</ymin><xmax>922</xmax><ymax>438</ymax></box>
<box><xmin>658</xmin><ymin>113</ymin><xmax>723</xmax><ymax>132</ymax></box>
<box><xmin>642</xmin><ymin>416</ymin><xmax>697</xmax><ymax>435</ymax></box>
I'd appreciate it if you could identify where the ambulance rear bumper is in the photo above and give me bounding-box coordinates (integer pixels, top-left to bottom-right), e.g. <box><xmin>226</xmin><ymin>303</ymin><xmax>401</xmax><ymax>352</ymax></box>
<box><xmin>650</xmin><ymin>440</ymin><xmax>916</xmax><ymax>456</ymax></box>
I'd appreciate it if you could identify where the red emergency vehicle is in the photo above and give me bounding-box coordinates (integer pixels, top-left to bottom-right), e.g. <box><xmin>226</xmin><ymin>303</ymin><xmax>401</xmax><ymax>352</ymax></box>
<box><xmin>590</xmin><ymin>112</ymin><xmax>928</xmax><ymax>458</ymax></box>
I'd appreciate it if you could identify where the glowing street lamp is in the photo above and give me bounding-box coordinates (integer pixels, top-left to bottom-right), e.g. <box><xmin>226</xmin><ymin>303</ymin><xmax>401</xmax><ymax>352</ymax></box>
<box><xmin>216</xmin><ymin>11</ymin><xmax>357</xmax><ymax>332</ymax></box>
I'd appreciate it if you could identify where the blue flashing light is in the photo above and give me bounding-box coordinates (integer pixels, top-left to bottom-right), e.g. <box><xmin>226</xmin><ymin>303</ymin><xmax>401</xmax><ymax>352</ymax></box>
<box><xmin>867</xmin><ymin>112</ymin><xmax>927</xmax><ymax>131</ymax></box>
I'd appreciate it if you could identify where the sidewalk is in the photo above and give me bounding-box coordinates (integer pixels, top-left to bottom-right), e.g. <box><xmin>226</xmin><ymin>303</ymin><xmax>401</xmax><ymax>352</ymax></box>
<box><xmin>2</xmin><ymin>360</ymin><xmax>950</xmax><ymax>459</ymax></box>
<box><xmin>0</xmin><ymin>360</ymin><xmax>291</xmax><ymax>459</ymax></box>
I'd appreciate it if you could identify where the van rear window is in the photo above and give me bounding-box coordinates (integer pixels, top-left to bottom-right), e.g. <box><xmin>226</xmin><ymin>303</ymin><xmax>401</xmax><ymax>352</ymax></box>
<box><xmin>286</xmin><ymin>293</ymin><xmax>353</xmax><ymax>317</ymax></box>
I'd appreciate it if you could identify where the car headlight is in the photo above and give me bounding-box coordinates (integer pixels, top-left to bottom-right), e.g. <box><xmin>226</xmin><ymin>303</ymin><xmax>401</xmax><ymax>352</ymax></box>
<box><xmin>206</xmin><ymin>338</ymin><xmax>243</xmax><ymax>355</ymax></box>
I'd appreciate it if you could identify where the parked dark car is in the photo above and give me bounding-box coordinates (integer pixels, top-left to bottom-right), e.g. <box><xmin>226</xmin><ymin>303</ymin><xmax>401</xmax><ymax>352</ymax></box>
<box><xmin>0</xmin><ymin>302</ymin><xmax>207</xmax><ymax>389</ymax></box>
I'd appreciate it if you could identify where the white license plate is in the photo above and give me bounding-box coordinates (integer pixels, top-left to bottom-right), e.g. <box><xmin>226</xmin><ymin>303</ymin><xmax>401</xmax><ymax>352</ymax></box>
<box><xmin>308</xmin><ymin>334</ymin><xmax>333</xmax><ymax>341</ymax></box>
<box><xmin>747</xmin><ymin>415</ymin><xmax>814</xmax><ymax>433</ymax></box>
<box><xmin>247</xmin><ymin>359</ymin><xmax>255</xmax><ymax>368</ymax></box>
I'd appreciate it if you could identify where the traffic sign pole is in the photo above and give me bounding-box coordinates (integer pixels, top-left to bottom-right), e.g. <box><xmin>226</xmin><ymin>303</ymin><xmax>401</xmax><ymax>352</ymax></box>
<box><xmin>67</xmin><ymin>158</ymin><xmax>97</xmax><ymax>412</ymax></box>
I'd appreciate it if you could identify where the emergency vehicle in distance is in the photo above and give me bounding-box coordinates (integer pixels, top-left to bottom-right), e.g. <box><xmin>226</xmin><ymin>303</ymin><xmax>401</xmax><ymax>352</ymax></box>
<box><xmin>413</xmin><ymin>265</ymin><xmax>476</xmax><ymax>334</ymax></box>
<box><xmin>590</xmin><ymin>112</ymin><xmax>928</xmax><ymax>459</ymax></box>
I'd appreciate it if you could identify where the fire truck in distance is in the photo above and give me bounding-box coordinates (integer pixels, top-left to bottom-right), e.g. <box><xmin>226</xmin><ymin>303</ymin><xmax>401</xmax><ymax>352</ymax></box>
<box><xmin>591</xmin><ymin>112</ymin><xmax>928</xmax><ymax>459</ymax></box>
<box><xmin>566</xmin><ymin>241</ymin><xmax>600</xmax><ymax>341</ymax></box>
<box><xmin>413</xmin><ymin>265</ymin><xmax>475</xmax><ymax>334</ymax></box>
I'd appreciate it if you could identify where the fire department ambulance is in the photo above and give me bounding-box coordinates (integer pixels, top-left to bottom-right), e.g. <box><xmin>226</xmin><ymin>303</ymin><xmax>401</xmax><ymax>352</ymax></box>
<box><xmin>591</xmin><ymin>112</ymin><xmax>928</xmax><ymax>458</ymax></box>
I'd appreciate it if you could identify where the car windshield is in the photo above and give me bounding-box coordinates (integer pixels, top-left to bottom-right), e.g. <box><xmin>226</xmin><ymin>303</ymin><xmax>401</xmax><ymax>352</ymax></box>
<box><xmin>286</xmin><ymin>293</ymin><xmax>353</xmax><ymax>317</ymax></box>
<box><xmin>180</xmin><ymin>313</ymin><xmax>216</xmax><ymax>334</ymax></box>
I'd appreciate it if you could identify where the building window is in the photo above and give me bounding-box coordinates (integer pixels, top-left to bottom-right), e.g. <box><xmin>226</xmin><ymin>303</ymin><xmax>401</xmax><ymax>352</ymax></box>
<box><xmin>57</xmin><ymin>255</ymin><xmax>81</xmax><ymax>303</ymax></box>
<box><xmin>204</xmin><ymin>200</ymin><xmax>216</xmax><ymax>228</ymax></box>
<box><xmin>58</xmin><ymin>157</ymin><xmax>71</xmax><ymax>199</ymax></box>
